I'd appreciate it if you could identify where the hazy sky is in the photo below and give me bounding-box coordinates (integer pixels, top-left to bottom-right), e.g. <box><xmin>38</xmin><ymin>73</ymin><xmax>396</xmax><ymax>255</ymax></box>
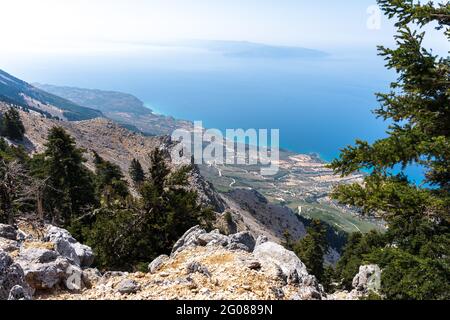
<box><xmin>0</xmin><ymin>0</ymin><xmax>447</xmax><ymax>54</ymax></box>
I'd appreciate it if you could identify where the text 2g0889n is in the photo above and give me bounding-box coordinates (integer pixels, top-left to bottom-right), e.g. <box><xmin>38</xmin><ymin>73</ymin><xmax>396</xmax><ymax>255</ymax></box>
<box><xmin>220</xmin><ymin>304</ymin><xmax>273</xmax><ymax>316</ymax></box>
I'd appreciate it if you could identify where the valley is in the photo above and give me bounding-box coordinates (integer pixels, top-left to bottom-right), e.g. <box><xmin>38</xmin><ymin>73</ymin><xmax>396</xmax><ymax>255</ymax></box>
<box><xmin>25</xmin><ymin>82</ymin><xmax>385</xmax><ymax>234</ymax></box>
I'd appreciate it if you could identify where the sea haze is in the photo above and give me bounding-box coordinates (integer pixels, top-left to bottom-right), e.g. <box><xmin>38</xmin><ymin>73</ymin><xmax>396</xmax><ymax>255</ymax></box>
<box><xmin>4</xmin><ymin>41</ymin><xmax>425</xmax><ymax>181</ymax></box>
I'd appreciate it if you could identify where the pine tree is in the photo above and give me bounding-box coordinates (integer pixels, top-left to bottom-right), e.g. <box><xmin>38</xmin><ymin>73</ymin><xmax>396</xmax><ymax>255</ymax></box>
<box><xmin>93</xmin><ymin>151</ymin><xmax>129</xmax><ymax>203</ymax></box>
<box><xmin>39</xmin><ymin>127</ymin><xmax>97</xmax><ymax>225</ymax></box>
<box><xmin>1</xmin><ymin>107</ymin><xmax>25</xmax><ymax>141</ymax></box>
<box><xmin>86</xmin><ymin>149</ymin><xmax>214</xmax><ymax>271</ymax></box>
<box><xmin>148</xmin><ymin>148</ymin><xmax>170</xmax><ymax>193</ymax></box>
<box><xmin>293</xmin><ymin>220</ymin><xmax>328</xmax><ymax>283</ymax></box>
<box><xmin>329</xmin><ymin>0</ymin><xmax>450</xmax><ymax>299</ymax></box>
<box><xmin>282</xmin><ymin>229</ymin><xmax>293</xmax><ymax>250</ymax></box>
<box><xmin>129</xmin><ymin>158</ymin><xmax>145</xmax><ymax>186</ymax></box>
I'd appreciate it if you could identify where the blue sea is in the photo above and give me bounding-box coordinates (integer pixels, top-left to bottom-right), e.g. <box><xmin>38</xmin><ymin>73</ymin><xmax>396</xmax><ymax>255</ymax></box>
<box><xmin>2</xmin><ymin>45</ymin><xmax>426</xmax><ymax>183</ymax></box>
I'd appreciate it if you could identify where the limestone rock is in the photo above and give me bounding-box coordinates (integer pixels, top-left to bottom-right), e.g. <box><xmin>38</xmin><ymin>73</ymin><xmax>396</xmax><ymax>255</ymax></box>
<box><xmin>247</xmin><ymin>260</ymin><xmax>262</xmax><ymax>270</ymax></box>
<box><xmin>117</xmin><ymin>279</ymin><xmax>140</xmax><ymax>294</ymax></box>
<box><xmin>103</xmin><ymin>271</ymin><xmax>127</xmax><ymax>279</ymax></box>
<box><xmin>255</xmin><ymin>235</ymin><xmax>269</xmax><ymax>247</ymax></box>
<box><xmin>253</xmin><ymin>241</ymin><xmax>323</xmax><ymax>299</ymax></box>
<box><xmin>16</xmin><ymin>247</ymin><xmax>71</xmax><ymax>290</ymax></box>
<box><xmin>73</xmin><ymin>243</ymin><xmax>94</xmax><ymax>268</ymax></box>
<box><xmin>352</xmin><ymin>264</ymin><xmax>381</xmax><ymax>293</ymax></box>
<box><xmin>148</xmin><ymin>255</ymin><xmax>169</xmax><ymax>274</ymax></box>
<box><xmin>19</xmin><ymin>248</ymin><xmax>59</xmax><ymax>264</ymax></box>
<box><xmin>171</xmin><ymin>225</ymin><xmax>206</xmax><ymax>255</ymax></box>
<box><xmin>45</xmin><ymin>226</ymin><xmax>94</xmax><ymax>268</ymax></box>
<box><xmin>53</xmin><ymin>237</ymin><xmax>81</xmax><ymax>266</ymax></box>
<box><xmin>328</xmin><ymin>264</ymin><xmax>382</xmax><ymax>300</ymax></box>
<box><xmin>171</xmin><ymin>227</ymin><xmax>256</xmax><ymax>255</ymax></box>
<box><xmin>186</xmin><ymin>261</ymin><xmax>211</xmax><ymax>278</ymax></box>
<box><xmin>198</xmin><ymin>230</ymin><xmax>229</xmax><ymax>247</ymax></box>
<box><xmin>227</xmin><ymin>232</ymin><xmax>255</xmax><ymax>252</ymax></box>
<box><xmin>253</xmin><ymin>241</ymin><xmax>310</xmax><ymax>281</ymax></box>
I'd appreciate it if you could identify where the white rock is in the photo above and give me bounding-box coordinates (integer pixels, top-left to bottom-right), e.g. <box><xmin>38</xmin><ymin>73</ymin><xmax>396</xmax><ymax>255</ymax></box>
<box><xmin>352</xmin><ymin>264</ymin><xmax>381</xmax><ymax>293</ymax></box>
<box><xmin>148</xmin><ymin>255</ymin><xmax>169</xmax><ymax>274</ymax></box>
<box><xmin>45</xmin><ymin>226</ymin><xmax>94</xmax><ymax>268</ymax></box>
<box><xmin>253</xmin><ymin>241</ymin><xmax>310</xmax><ymax>281</ymax></box>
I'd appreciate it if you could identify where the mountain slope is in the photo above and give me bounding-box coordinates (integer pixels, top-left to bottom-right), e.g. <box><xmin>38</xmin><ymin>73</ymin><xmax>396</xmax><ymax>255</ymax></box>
<box><xmin>0</xmin><ymin>69</ymin><xmax>103</xmax><ymax>121</ymax></box>
<box><xmin>33</xmin><ymin>83</ymin><xmax>192</xmax><ymax>136</ymax></box>
<box><xmin>33</xmin><ymin>83</ymin><xmax>151</xmax><ymax>116</ymax></box>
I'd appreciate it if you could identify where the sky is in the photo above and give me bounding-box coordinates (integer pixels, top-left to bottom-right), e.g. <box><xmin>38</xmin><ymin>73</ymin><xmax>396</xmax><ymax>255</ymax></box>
<box><xmin>1</xmin><ymin>0</ymin><xmax>447</xmax><ymax>55</ymax></box>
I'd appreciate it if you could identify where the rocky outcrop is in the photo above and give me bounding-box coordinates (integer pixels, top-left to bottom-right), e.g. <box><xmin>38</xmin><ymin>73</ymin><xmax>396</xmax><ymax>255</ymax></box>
<box><xmin>0</xmin><ymin>222</ymin><xmax>98</xmax><ymax>300</ymax></box>
<box><xmin>0</xmin><ymin>250</ymin><xmax>32</xmax><ymax>300</ymax></box>
<box><xmin>171</xmin><ymin>226</ymin><xmax>256</xmax><ymax>256</ymax></box>
<box><xmin>253</xmin><ymin>241</ymin><xmax>323</xmax><ymax>299</ymax></box>
<box><xmin>328</xmin><ymin>264</ymin><xmax>382</xmax><ymax>300</ymax></box>
<box><xmin>228</xmin><ymin>232</ymin><xmax>256</xmax><ymax>252</ymax></box>
<box><xmin>0</xmin><ymin>237</ymin><xmax>20</xmax><ymax>253</ymax></box>
<box><xmin>254</xmin><ymin>242</ymin><xmax>310</xmax><ymax>282</ymax></box>
<box><xmin>45</xmin><ymin>226</ymin><xmax>94</xmax><ymax>268</ymax></box>
<box><xmin>352</xmin><ymin>265</ymin><xmax>381</xmax><ymax>294</ymax></box>
<box><xmin>17</xmin><ymin>250</ymin><xmax>66</xmax><ymax>290</ymax></box>
<box><xmin>188</xmin><ymin>165</ymin><xmax>227</xmax><ymax>213</ymax></box>
<box><xmin>44</xmin><ymin>226</ymin><xmax>325</xmax><ymax>300</ymax></box>
<box><xmin>148</xmin><ymin>255</ymin><xmax>169</xmax><ymax>274</ymax></box>
<box><xmin>1</xmin><ymin>222</ymin><xmax>335</xmax><ymax>301</ymax></box>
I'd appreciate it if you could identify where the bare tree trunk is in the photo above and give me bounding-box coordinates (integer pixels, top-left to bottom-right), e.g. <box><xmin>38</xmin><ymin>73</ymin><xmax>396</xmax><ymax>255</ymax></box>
<box><xmin>37</xmin><ymin>189</ymin><xmax>44</xmax><ymax>221</ymax></box>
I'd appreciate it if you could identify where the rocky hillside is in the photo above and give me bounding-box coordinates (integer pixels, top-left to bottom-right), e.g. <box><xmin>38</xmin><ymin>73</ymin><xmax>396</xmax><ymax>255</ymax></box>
<box><xmin>0</xmin><ymin>102</ymin><xmax>304</xmax><ymax>238</ymax></box>
<box><xmin>0</xmin><ymin>102</ymin><xmax>162</xmax><ymax>173</ymax></box>
<box><xmin>0</xmin><ymin>222</ymin><xmax>324</xmax><ymax>300</ymax></box>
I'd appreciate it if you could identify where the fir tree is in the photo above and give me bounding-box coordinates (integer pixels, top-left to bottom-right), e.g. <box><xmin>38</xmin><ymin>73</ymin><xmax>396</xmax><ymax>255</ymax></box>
<box><xmin>293</xmin><ymin>220</ymin><xmax>328</xmax><ymax>283</ymax></box>
<box><xmin>93</xmin><ymin>151</ymin><xmax>129</xmax><ymax>203</ymax></box>
<box><xmin>148</xmin><ymin>148</ymin><xmax>170</xmax><ymax>193</ymax></box>
<box><xmin>39</xmin><ymin>127</ymin><xmax>97</xmax><ymax>225</ymax></box>
<box><xmin>1</xmin><ymin>107</ymin><xmax>25</xmax><ymax>141</ymax></box>
<box><xmin>129</xmin><ymin>158</ymin><xmax>145</xmax><ymax>186</ymax></box>
<box><xmin>330</xmin><ymin>0</ymin><xmax>450</xmax><ymax>299</ymax></box>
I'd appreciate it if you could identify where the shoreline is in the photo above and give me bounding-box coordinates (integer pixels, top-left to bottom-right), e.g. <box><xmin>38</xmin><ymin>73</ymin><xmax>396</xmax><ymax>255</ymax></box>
<box><xmin>144</xmin><ymin>102</ymin><xmax>337</xmax><ymax>164</ymax></box>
